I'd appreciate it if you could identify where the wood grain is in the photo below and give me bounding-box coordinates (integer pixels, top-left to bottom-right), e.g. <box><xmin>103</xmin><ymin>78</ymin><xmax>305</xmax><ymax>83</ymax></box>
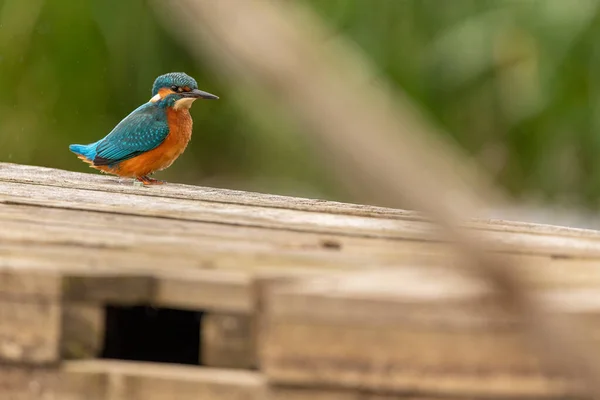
<box><xmin>0</xmin><ymin>162</ymin><xmax>419</xmax><ymax>220</ymax></box>
<box><xmin>5</xmin><ymin>163</ymin><xmax>598</xmax><ymax>246</ymax></box>
<box><xmin>0</xmin><ymin>361</ymin><xmax>265</xmax><ymax>400</ymax></box>
<box><xmin>61</xmin><ymin>303</ymin><xmax>105</xmax><ymax>360</ymax></box>
<box><xmin>202</xmin><ymin>312</ymin><xmax>256</xmax><ymax>369</ymax></box>
<box><xmin>267</xmin><ymin>386</ymin><xmax>497</xmax><ymax>400</ymax></box>
<box><xmin>63</xmin><ymin>360</ymin><xmax>265</xmax><ymax>400</ymax></box>
<box><xmin>5</xmin><ymin>163</ymin><xmax>600</xmax><ymax>398</ymax></box>
<box><xmin>0</xmin><ymin>298</ymin><xmax>61</xmax><ymax>364</ymax></box>
<box><xmin>259</xmin><ymin>269</ymin><xmax>589</xmax><ymax>397</ymax></box>
<box><xmin>4</xmin><ymin>174</ymin><xmax>600</xmax><ymax>261</ymax></box>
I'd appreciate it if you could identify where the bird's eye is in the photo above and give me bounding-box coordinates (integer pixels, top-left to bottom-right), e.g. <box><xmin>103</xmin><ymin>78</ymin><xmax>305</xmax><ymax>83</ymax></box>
<box><xmin>171</xmin><ymin>85</ymin><xmax>182</xmax><ymax>93</ymax></box>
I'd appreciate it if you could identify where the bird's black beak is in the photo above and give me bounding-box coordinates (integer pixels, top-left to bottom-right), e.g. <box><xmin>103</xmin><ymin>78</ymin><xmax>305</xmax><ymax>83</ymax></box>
<box><xmin>183</xmin><ymin>89</ymin><xmax>219</xmax><ymax>100</ymax></box>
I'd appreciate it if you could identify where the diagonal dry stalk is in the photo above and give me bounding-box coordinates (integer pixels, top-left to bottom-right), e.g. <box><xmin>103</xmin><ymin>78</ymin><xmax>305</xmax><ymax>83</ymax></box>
<box><xmin>152</xmin><ymin>0</ymin><xmax>600</xmax><ymax>396</ymax></box>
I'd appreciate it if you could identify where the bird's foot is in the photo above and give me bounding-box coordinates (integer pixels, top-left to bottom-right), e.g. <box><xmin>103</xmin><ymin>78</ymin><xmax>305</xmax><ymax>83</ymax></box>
<box><xmin>136</xmin><ymin>176</ymin><xmax>165</xmax><ymax>185</ymax></box>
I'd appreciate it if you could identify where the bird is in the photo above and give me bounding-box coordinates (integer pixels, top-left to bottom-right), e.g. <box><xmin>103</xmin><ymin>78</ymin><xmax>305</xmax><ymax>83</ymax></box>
<box><xmin>69</xmin><ymin>72</ymin><xmax>218</xmax><ymax>185</ymax></box>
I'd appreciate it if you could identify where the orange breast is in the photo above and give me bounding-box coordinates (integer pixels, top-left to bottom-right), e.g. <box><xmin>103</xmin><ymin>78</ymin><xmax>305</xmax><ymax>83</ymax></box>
<box><xmin>112</xmin><ymin>108</ymin><xmax>193</xmax><ymax>178</ymax></box>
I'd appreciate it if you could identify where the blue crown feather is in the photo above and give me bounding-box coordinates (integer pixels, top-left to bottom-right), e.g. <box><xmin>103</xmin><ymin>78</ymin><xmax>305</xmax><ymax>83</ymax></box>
<box><xmin>152</xmin><ymin>72</ymin><xmax>198</xmax><ymax>96</ymax></box>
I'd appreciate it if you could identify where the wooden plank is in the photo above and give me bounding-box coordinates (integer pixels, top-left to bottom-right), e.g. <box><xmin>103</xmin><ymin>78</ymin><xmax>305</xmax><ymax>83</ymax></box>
<box><xmin>5</xmin><ymin>178</ymin><xmax>600</xmax><ymax>260</ymax></box>
<box><xmin>63</xmin><ymin>360</ymin><xmax>266</xmax><ymax>400</ymax></box>
<box><xmin>0</xmin><ymin>244</ymin><xmax>342</xmax><ymax>313</ymax></box>
<box><xmin>258</xmin><ymin>269</ymin><xmax>584</xmax><ymax>398</ymax></box>
<box><xmin>63</xmin><ymin>274</ymin><xmax>156</xmax><ymax>305</ymax></box>
<box><xmin>4</xmin><ymin>163</ymin><xmax>600</xmax><ymax>398</ymax></box>
<box><xmin>5</xmin><ymin>230</ymin><xmax>600</xmax><ymax>291</ymax></box>
<box><xmin>0</xmin><ymin>203</ymin><xmax>421</xmax><ymax>261</ymax></box>
<box><xmin>3</xmin><ymin>236</ymin><xmax>600</xmax><ymax>319</ymax></box>
<box><xmin>0</xmin><ymin>253</ymin><xmax>250</xmax><ymax>315</ymax></box>
<box><xmin>6</xmin><ymin>199</ymin><xmax>600</xmax><ymax>283</ymax></box>
<box><xmin>0</xmin><ymin>162</ymin><xmax>419</xmax><ymax>220</ymax></box>
<box><xmin>7</xmin><ymin>201</ymin><xmax>600</xmax><ymax>293</ymax></box>
<box><xmin>154</xmin><ymin>270</ymin><xmax>253</xmax><ymax>313</ymax></box>
<box><xmin>0</xmin><ymin>180</ymin><xmax>437</xmax><ymax>240</ymax></box>
<box><xmin>2</xmin><ymin>363</ymin><xmax>566</xmax><ymax>400</ymax></box>
<box><xmin>202</xmin><ymin>312</ymin><xmax>256</xmax><ymax>369</ymax></box>
<box><xmin>267</xmin><ymin>386</ymin><xmax>503</xmax><ymax>400</ymax></box>
<box><xmin>0</xmin><ymin>268</ymin><xmax>62</xmax><ymax>365</ymax></box>
<box><xmin>4</xmin><ymin>163</ymin><xmax>600</xmax><ymax>242</ymax></box>
<box><xmin>6</xmin><ymin>166</ymin><xmax>600</xmax><ymax>301</ymax></box>
<box><xmin>0</xmin><ymin>361</ymin><xmax>265</xmax><ymax>400</ymax></box>
<box><xmin>0</xmin><ymin>250</ymin><xmax>326</xmax><ymax>315</ymax></box>
<box><xmin>3</xmin><ymin>163</ymin><xmax>600</xmax><ymax>243</ymax></box>
<box><xmin>0</xmin><ymin>267</ymin><xmax>61</xmax><ymax>299</ymax></box>
<box><xmin>0</xmin><ymin>365</ymin><xmax>106</xmax><ymax>400</ymax></box>
<box><xmin>0</xmin><ymin>214</ymin><xmax>404</xmax><ymax>273</ymax></box>
<box><xmin>3</xmin><ymin>238</ymin><xmax>600</xmax><ymax>319</ymax></box>
<box><xmin>0</xmin><ymin>298</ymin><xmax>61</xmax><ymax>364</ymax></box>
<box><xmin>4</xmin><ymin>199</ymin><xmax>600</xmax><ymax>267</ymax></box>
<box><xmin>61</xmin><ymin>302</ymin><xmax>105</xmax><ymax>360</ymax></box>
<box><xmin>0</xmin><ymin>366</ymin><xmax>53</xmax><ymax>400</ymax></box>
<box><xmin>268</xmin><ymin>386</ymin><xmax>360</xmax><ymax>400</ymax></box>
<box><xmin>63</xmin><ymin>264</ymin><xmax>255</xmax><ymax>313</ymax></box>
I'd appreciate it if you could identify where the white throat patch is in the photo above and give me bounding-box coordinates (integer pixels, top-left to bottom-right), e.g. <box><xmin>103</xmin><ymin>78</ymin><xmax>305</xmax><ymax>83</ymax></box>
<box><xmin>173</xmin><ymin>97</ymin><xmax>197</xmax><ymax>110</ymax></box>
<box><xmin>150</xmin><ymin>94</ymin><xmax>161</xmax><ymax>103</ymax></box>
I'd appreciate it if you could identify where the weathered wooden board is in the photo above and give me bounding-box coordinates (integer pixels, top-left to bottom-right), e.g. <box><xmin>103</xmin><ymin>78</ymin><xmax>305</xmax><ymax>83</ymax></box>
<box><xmin>4</xmin><ymin>164</ymin><xmax>600</xmax><ymax>259</ymax></box>
<box><xmin>4</xmin><ymin>198</ymin><xmax>600</xmax><ymax>298</ymax></box>
<box><xmin>3</xmin><ymin>162</ymin><xmax>599</xmax><ymax>234</ymax></box>
<box><xmin>258</xmin><ymin>268</ymin><xmax>590</xmax><ymax>398</ymax></box>
<box><xmin>0</xmin><ymin>366</ymin><xmax>96</xmax><ymax>400</ymax></box>
<box><xmin>0</xmin><ymin>299</ymin><xmax>61</xmax><ymax>364</ymax></box>
<box><xmin>0</xmin><ymin>268</ymin><xmax>103</xmax><ymax>364</ymax></box>
<box><xmin>4</xmin><ymin>162</ymin><xmax>600</xmax><ymax>385</ymax></box>
<box><xmin>0</xmin><ymin>360</ymin><xmax>265</xmax><ymax>400</ymax></box>
<box><xmin>0</xmin><ymin>269</ymin><xmax>62</xmax><ymax>365</ymax></box>
<box><xmin>202</xmin><ymin>312</ymin><xmax>256</xmax><ymax>369</ymax></box>
<box><xmin>1</xmin><ymin>361</ymin><xmax>520</xmax><ymax>400</ymax></box>
<box><xmin>0</xmin><ymin>180</ymin><xmax>436</xmax><ymax>241</ymax></box>
<box><xmin>268</xmin><ymin>386</ymin><xmax>506</xmax><ymax>400</ymax></box>
<box><xmin>61</xmin><ymin>303</ymin><xmax>105</xmax><ymax>360</ymax></box>
<box><xmin>66</xmin><ymin>360</ymin><xmax>266</xmax><ymax>400</ymax></box>
<box><xmin>0</xmin><ymin>268</ymin><xmax>62</xmax><ymax>305</ymax></box>
<box><xmin>5</xmin><ymin>202</ymin><xmax>600</xmax><ymax>285</ymax></box>
<box><xmin>269</xmin><ymin>387</ymin><xmax>361</xmax><ymax>400</ymax></box>
<box><xmin>5</xmin><ymin>165</ymin><xmax>600</xmax><ymax>290</ymax></box>
<box><xmin>0</xmin><ymin>163</ymin><xmax>597</xmax><ymax>242</ymax></box>
<box><xmin>0</xmin><ymin>162</ymin><xmax>419</xmax><ymax>220</ymax></box>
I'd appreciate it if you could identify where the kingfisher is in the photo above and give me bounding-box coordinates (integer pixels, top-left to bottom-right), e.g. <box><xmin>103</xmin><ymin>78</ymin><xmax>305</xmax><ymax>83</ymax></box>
<box><xmin>69</xmin><ymin>72</ymin><xmax>218</xmax><ymax>185</ymax></box>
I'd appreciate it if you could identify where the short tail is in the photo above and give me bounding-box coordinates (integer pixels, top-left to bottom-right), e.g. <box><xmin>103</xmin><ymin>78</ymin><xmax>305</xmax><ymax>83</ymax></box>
<box><xmin>69</xmin><ymin>143</ymin><xmax>97</xmax><ymax>162</ymax></box>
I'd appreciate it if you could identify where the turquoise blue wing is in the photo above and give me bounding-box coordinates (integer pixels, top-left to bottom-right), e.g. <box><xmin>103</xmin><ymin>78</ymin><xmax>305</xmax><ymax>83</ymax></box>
<box><xmin>93</xmin><ymin>103</ymin><xmax>170</xmax><ymax>166</ymax></box>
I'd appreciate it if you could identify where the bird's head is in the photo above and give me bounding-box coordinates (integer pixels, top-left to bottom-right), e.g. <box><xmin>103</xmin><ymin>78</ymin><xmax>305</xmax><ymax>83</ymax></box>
<box><xmin>150</xmin><ymin>72</ymin><xmax>218</xmax><ymax>110</ymax></box>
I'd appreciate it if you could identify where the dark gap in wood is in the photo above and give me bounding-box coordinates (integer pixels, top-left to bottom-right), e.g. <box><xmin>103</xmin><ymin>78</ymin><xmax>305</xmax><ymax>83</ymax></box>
<box><xmin>320</xmin><ymin>239</ymin><xmax>342</xmax><ymax>250</ymax></box>
<box><xmin>101</xmin><ymin>305</ymin><xmax>202</xmax><ymax>366</ymax></box>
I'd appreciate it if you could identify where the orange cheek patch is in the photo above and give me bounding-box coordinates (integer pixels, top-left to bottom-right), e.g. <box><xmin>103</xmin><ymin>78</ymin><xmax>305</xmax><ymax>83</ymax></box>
<box><xmin>158</xmin><ymin>87</ymin><xmax>175</xmax><ymax>98</ymax></box>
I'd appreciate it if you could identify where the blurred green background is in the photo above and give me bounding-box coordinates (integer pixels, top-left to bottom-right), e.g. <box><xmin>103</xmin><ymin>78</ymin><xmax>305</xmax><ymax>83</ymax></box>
<box><xmin>2</xmin><ymin>0</ymin><xmax>600</xmax><ymax>212</ymax></box>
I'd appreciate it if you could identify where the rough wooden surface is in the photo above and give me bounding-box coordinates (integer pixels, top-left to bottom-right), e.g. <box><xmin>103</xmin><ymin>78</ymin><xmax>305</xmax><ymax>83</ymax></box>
<box><xmin>0</xmin><ymin>298</ymin><xmax>61</xmax><ymax>364</ymax></box>
<box><xmin>4</xmin><ymin>163</ymin><xmax>600</xmax><ymax>254</ymax></box>
<box><xmin>267</xmin><ymin>386</ymin><xmax>501</xmax><ymax>400</ymax></box>
<box><xmin>0</xmin><ymin>269</ymin><xmax>61</xmax><ymax>365</ymax></box>
<box><xmin>0</xmin><ymin>361</ymin><xmax>265</xmax><ymax>400</ymax></box>
<box><xmin>61</xmin><ymin>303</ymin><xmax>105</xmax><ymax>360</ymax></box>
<box><xmin>4</xmin><ymin>162</ymin><xmax>600</xmax><ymax>397</ymax></box>
<box><xmin>5</xmin><ymin>163</ymin><xmax>600</xmax><ymax>299</ymax></box>
<box><xmin>2</xmin><ymin>361</ymin><xmax>518</xmax><ymax>400</ymax></box>
<box><xmin>202</xmin><ymin>312</ymin><xmax>256</xmax><ymax>369</ymax></box>
<box><xmin>259</xmin><ymin>269</ymin><xmax>592</xmax><ymax>398</ymax></box>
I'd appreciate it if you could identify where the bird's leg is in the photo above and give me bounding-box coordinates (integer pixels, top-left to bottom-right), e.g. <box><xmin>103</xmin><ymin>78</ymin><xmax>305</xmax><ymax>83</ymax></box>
<box><xmin>136</xmin><ymin>175</ymin><xmax>165</xmax><ymax>185</ymax></box>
